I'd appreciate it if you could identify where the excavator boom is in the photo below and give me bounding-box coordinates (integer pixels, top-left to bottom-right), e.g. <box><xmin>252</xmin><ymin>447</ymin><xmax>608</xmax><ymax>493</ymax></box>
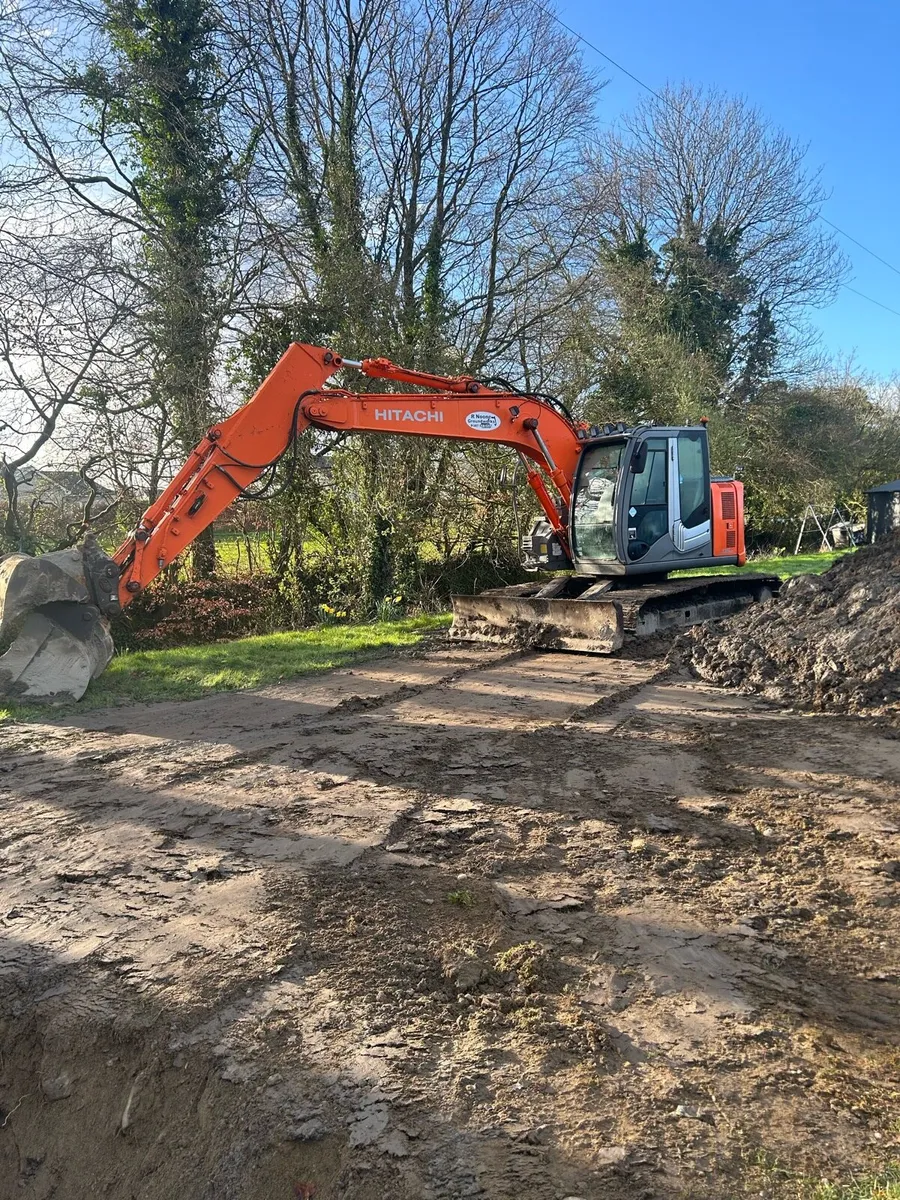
<box><xmin>111</xmin><ymin>345</ymin><xmax>583</xmax><ymax>604</ymax></box>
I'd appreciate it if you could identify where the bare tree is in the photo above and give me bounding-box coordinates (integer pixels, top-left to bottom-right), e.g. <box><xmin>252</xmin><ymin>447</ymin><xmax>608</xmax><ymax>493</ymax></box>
<box><xmin>591</xmin><ymin>83</ymin><xmax>848</xmax><ymax>360</ymax></box>
<box><xmin>216</xmin><ymin>0</ymin><xmax>603</xmax><ymax>606</ymax></box>
<box><xmin>226</xmin><ymin>0</ymin><xmax>600</xmax><ymax>370</ymax></box>
<box><xmin>0</xmin><ymin>220</ymin><xmax>144</xmax><ymax>550</ymax></box>
<box><xmin>0</xmin><ymin>0</ymin><xmax>265</xmax><ymax>570</ymax></box>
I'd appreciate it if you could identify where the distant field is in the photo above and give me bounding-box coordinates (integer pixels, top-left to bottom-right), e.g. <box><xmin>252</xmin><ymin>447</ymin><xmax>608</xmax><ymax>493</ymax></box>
<box><xmin>213</xmin><ymin>530</ymin><xmax>437</xmax><ymax>573</ymax></box>
<box><xmin>215</xmin><ymin>533</ymin><xmax>851</xmax><ymax>582</ymax></box>
<box><xmin>216</xmin><ymin>529</ymin><xmax>849</xmax><ymax>577</ymax></box>
<box><xmin>214</xmin><ymin>531</ymin><xmax>272</xmax><ymax>572</ymax></box>
<box><xmin>673</xmin><ymin>549</ymin><xmax>853</xmax><ymax>579</ymax></box>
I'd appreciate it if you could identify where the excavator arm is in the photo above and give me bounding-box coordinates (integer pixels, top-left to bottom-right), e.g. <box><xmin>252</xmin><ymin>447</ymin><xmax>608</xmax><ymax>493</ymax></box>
<box><xmin>113</xmin><ymin>344</ymin><xmax>583</xmax><ymax>601</ymax></box>
<box><xmin>0</xmin><ymin>343</ymin><xmax>585</xmax><ymax>700</ymax></box>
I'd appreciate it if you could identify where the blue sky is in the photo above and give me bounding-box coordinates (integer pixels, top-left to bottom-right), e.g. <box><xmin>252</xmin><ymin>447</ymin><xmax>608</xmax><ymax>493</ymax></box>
<box><xmin>558</xmin><ymin>0</ymin><xmax>900</xmax><ymax>379</ymax></box>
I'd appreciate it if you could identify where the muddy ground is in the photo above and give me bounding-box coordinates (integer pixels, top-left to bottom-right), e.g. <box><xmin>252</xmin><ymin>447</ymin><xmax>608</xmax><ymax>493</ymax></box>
<box><xmin>0</xmin><ymin>640</ymin><xmax>898</xmax><ymax>1199</ymax></box>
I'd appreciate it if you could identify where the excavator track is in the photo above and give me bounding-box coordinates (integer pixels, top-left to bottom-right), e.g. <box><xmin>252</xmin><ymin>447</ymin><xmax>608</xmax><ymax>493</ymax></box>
<box><xmin>450</xmin><ymin>573</ymin><xmax>780</xmax><ymax>653</ymax></box>
<box><xmin>609</xmin><ymin>574</ymin><xmax>780</xmax><ymax>636</ymax></box>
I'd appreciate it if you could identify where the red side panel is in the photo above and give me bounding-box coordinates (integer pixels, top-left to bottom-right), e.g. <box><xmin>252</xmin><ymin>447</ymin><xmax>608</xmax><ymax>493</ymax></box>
<box><xmin>711</xmin><ymin>480</ymin><xmax>746</xmax><ymax>563</ymax></box>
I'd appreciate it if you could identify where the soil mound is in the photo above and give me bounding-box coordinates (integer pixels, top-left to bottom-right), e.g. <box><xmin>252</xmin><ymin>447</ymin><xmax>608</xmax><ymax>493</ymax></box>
<box><xmin>686</xmin><ymin>536</ymin><xmax>900</xmax><ymax>717</ymax></box>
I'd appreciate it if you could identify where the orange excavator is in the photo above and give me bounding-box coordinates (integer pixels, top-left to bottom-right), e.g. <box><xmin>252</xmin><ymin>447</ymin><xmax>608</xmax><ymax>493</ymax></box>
<box><xmin>0</xmin><ymin>343</ymin><xmax>778</xmax><ymax>701</ymax></box>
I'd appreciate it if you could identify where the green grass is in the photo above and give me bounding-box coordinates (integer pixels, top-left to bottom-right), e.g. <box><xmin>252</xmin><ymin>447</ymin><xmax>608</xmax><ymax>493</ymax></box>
<box><xmin>0</xmin><ymin>614</ymin><xmax>451</xmax><ymax>720</ymax></box>
<box><xmin>212</xmin><ymin>533</ymin><xmax>846</xmax><ymax>582</ymax></box>
<box><xmin>673</xmin><ymin>548</ymin><xmax>853</xmax><ymax>580</ymax></box>
<box><xmin>771</xmin><ymin>1165</ymin><xmax>900</xmax><ymax>1200</ymax></box>
<box><xmin>213</xmin><ymin>530</ymin><xmax>329</xmax><ymax>574</ymax></box>
<box><xmin>804</xmin><ymin>1169</ymin><xmax>900</xmax><ymax>1200</ymax></box>
<box><xmin>212</xmin><ymin>530</ymin><xmax>446</xmax><ymax>575</ymax></box>
<box><xmin>214</xmin><ymin>534</ymin><xmax>272</xmax><ymax>572</ymax></box>
<box><xmin>741</xmin><ymin>1150</ymin><xmax>900</xmax><ymax>1199</ymax></box>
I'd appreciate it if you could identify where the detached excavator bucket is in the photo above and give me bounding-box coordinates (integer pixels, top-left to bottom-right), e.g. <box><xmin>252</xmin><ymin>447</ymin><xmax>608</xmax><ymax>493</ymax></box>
<box><xmin>449</xmin><ymin>591</ymin><xmax>624</xmax><ymax>655</ymax></box>
<box><xmin>0</xmin><ymin>540</ymin><xmax>117</xmax><ymax>703</ymax></box>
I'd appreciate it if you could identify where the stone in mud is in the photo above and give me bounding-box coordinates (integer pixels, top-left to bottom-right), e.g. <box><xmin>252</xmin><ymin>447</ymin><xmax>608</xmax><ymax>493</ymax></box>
<box><xmin>289</xmin><ymin>1118</ymin><xmax>328</xmax><ymax>1141</ymax></box>
<box><xmin>41</xmin><ymin>1073</ymin><xmax>73</xmax><ymax>1101</ymax></box>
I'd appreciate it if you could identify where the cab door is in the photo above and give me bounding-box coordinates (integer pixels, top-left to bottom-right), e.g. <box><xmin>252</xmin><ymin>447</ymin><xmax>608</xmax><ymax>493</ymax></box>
<box><xmin>668</xmin><ymin>429</ymin><xmax>711</xmax><ymax>554</ymax></box>
<box><xmin>622</xmin><ymin>427</ymin><xmax>712</xmax><ymax>566</ymax></box>
<box><xmin>623</xmin><ymin>435</ymin><xmax>669</xmax><ymax>560</ymax></box>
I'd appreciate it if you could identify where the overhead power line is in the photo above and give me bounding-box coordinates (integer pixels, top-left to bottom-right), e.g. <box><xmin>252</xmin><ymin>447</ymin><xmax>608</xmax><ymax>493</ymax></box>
<box><xmin>535</xmin><ymin>2</ymin><xmax>900</xmax><ymax>317</ymax></box>
<box><xmin>816</xmin><ymin>217</ymin><xmax>900</xmax><ymax>280</ymax></box>
<box><xmin>842</xmin><ymin>285</ymin><xmax>900</xmax><ymax>320</ymax></box>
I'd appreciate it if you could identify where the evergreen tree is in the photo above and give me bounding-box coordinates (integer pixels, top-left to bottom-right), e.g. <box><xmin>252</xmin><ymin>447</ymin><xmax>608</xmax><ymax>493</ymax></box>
<box><xmin>84</xmin><ymin>0</ymin><xmax>228</xmax><ymax>574</ymax></box>
<box><xmin>661</xmin><ymin>219</ymin><xmax>750</xmax><ymax>374</ymax></box>
<box><xmin>734</xmin><ymin>301</ymin><xmax>778</xmax><ymax>403</ymax></box>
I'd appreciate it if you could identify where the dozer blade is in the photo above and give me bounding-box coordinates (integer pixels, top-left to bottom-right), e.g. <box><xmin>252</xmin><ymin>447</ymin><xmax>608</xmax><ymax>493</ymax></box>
<box><xmin>0</xmin><ymin>542</ymin><xmax>117</xmax><ymax>703</ymax></box>
<box><xmin>449</xmin><ymin>593</ymin><xmax>624</xmax><ymax>654</ymax></box>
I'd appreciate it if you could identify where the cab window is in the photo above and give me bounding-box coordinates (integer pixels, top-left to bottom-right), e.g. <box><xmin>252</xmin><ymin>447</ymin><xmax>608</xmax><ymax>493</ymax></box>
<box><xmin>572</xmin><ymin>442</ymin><xmax>623</xmax><ymax>562</ymax></box>
<box><xmin>630</xmin><ymin>439</ymin><xmax>667</xmax><ymax>507</ymax></box>
<box><xmin>678</xmin><ymin>432</ymin><xmax>710</xmax><ymax>529</ymax></box>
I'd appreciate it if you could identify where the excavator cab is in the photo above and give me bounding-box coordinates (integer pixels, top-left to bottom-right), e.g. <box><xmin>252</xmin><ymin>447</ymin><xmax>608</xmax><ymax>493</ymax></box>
<box><xmin>462</xmin><ymin>421</ymin><xmax>770</xmax><ymax>653</ymax></box>
<box><xmin>525</xmin><ymin>424</ymin><xmax>745</xmax><ymax>577</ymax></box>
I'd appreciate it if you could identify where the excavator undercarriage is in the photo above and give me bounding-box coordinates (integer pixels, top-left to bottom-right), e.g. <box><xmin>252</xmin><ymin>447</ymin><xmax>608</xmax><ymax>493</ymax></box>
<box><xmin>449</xmin><ymin>573</ymin><xmax>780</xmax><ymax>653</ymax></box>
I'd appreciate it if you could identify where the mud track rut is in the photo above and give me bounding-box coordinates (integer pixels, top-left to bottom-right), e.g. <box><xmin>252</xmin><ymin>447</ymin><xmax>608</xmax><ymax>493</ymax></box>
<box><xmin>0</xmin><ymin>642</ymin><xmax>898</xmax><ymax>1199</ymax></box>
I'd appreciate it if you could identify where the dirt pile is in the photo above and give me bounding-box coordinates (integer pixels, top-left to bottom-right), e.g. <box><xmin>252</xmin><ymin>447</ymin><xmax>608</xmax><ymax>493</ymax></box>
<box><xmin>686</xmin><ymin>535</ymin><xmax>900</xmax><ymax>716</ymax></box>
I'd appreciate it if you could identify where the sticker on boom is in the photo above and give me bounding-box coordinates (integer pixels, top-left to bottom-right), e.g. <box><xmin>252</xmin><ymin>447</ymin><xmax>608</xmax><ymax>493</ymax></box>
<box><xmin>465</xmin><ymin>411</ymin><xmax>502</xmax><ymax>432</ymax></box>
